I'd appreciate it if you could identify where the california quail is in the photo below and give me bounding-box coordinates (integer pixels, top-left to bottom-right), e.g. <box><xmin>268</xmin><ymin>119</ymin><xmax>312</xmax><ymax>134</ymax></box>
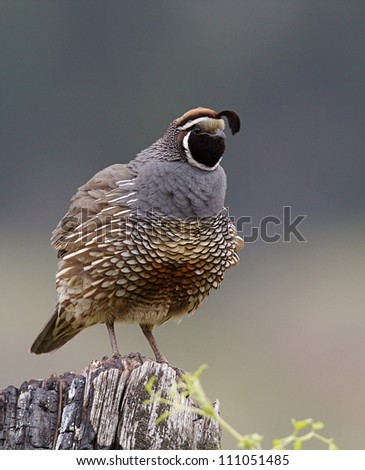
<box><xmin>31</xmin><ymin>107</ymin><xmax>243</xmax><ymax>362</ymax></box>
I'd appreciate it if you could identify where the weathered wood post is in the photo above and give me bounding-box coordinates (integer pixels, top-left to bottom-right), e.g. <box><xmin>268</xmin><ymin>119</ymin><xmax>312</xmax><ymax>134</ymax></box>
<box><xmin>0</xmin><ymin>354</ymin><xmax>220</xmax><ymax>450</ymax></box>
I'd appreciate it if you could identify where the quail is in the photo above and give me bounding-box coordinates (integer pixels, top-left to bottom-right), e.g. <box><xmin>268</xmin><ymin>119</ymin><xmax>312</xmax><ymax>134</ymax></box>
<box><xmin>31</xmin><ymin>107</ymin><xmax>243</xmax><ymax>362</ymax></box>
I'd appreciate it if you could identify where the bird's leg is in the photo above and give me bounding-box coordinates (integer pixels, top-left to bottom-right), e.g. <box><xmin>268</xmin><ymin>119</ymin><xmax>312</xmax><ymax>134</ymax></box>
<box><xmin>106</xmin><ymin>321</ymin><xmax>121</xmax><ymax>357</ymax></box>
<box><xmin>140</xmin><ymin>324</ymin><xmax>168</xmax><ymax>363</ymax></box>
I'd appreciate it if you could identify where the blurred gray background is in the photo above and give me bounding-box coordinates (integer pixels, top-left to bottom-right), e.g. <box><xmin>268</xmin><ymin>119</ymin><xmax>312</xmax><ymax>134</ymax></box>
<box><xmin>1</xmin><ymin>0</ymin><xmax>364</xmax><ymax>449</ymax></box>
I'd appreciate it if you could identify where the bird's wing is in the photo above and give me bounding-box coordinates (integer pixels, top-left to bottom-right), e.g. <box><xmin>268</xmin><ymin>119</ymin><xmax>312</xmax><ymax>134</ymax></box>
<box><xmin>51</xmin><ymin>163</ymin><xmax>136</xmax><ymax>256</ymax></box>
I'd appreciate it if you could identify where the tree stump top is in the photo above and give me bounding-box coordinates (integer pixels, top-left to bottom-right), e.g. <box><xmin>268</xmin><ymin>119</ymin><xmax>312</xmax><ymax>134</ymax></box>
<box><xmin>0</xmin><ymin>354</ymin><xmax>220</xmax><ymax>450</ymax></box>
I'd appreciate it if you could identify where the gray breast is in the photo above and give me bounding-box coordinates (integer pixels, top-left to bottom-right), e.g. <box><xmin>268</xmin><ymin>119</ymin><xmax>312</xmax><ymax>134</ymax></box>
<box><xmin>134</xmin><ymin>161</ymin><xmax>227</xmax><ymax>219</ymax></box>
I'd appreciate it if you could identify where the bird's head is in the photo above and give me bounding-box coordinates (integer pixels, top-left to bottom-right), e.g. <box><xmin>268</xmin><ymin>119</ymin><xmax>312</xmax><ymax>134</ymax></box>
<box><xmin>172</xmin><ymin>107</ymin><xmax>240</xmax><ymax>171</ymax></box>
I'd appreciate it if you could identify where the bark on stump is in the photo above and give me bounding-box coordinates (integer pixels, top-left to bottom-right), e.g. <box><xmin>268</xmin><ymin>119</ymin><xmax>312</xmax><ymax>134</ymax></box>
<box><xmin>0</xmin><ymin>354</ymin><xmax>220</xmax><ymax>450</ymax></box>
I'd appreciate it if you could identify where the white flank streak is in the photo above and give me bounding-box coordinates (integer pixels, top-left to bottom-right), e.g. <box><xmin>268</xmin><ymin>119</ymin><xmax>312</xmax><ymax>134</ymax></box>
<box><xmin>116</xmin><ymin>180</ymin><xmax>135</xmax><ymax>186</ymax></box>
<box><xmin>57</xmin><ymin>267</ymin><xmax>74</xmax><ymax>277</ymax></box>
<box><xmin>65</xmin><ymin>223</ymin><xmax>84</xmax><ymax>239</ymax></box>
<box><xmin>84</xmin><ymin>237</ymin><xmax>98</xmax><ymax>246</ymax></box>
<box><xmin>114</xmin><ymin>209</ymin><xmax>131</xmax><ymax>217</ymax></box>
<box><xmin>91</xmin><ymin>258</ymin><xmax>107</xmax><ymax>266</ymax></box>
<box><xmin>127</xmin><ymin>198</ymin><xmax>138</xmax><ymax>204</ymax></box>
<box><xmin>63</xmin><ymin>247</ymin><xmax>89</xmax><ymax>260</ymax></box>
<box><xmin>108</xmin><ymin>192</ymin><xmax>136</xmax><ymax>204</ymax></box>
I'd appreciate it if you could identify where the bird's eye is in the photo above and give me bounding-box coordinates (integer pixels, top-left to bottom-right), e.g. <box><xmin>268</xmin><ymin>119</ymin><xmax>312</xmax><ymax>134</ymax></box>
<box><xmin>192</xmin><ymin>126</ymin><xmax>202</xmax><ymax>134</ymax></box>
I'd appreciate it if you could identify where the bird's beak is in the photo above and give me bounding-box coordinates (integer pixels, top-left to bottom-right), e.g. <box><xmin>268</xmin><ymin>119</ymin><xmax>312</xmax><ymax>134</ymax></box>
<box><xmin>214</xmin><ymin>129</ymin><xmax>226</xmax><ymax>139</ymax></box>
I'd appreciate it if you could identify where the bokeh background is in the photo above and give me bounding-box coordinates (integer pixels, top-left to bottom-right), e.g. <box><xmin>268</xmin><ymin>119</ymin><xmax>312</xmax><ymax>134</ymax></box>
<box><xmin>1</xmin><ymin>0</ymin><xmax>364</xmax><ymax>449</ymax></box>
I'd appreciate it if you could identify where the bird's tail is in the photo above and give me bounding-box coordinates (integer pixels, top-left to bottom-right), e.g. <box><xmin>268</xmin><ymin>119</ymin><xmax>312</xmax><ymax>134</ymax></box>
<box><xmin>31</xmin><ymin>305</ymin><xmax>82</xmax><ymax>354</ymax></box>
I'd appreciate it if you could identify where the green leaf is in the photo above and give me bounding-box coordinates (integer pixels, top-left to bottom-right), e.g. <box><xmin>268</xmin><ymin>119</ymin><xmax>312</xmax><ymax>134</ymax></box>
<box><xmin>292</xmin><ymin>418</ymin><xmax>312</xmax><ymax>430</ymax></box>
<box><xmin>145</xmin><ymin>375</ymin><xmax>157</xmax><ymax>394</ymax></box>
<box><xmin>312</xmin><ymin>421</ymin><xmax>324</xmax><ymax>431</ymax></box>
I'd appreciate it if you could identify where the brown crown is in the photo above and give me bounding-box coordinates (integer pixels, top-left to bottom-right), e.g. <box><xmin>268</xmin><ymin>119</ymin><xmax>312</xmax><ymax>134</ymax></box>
<box><xmin>175</xmin><ymin>107</ymin><xmax>218</xmax><ymax>126</ymax></box>
<box><xmin>175</xmin><ymin>107</ymin><xmax>240</xmax><ymax>135</ymax></box>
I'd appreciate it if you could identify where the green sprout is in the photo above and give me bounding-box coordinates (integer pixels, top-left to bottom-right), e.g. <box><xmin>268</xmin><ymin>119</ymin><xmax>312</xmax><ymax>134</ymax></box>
<box><xmin>273</xmin><ymin>418</ymin><xmax>338</xmax><ymax>450</ymax></box>
<box><xmin>144</xmin><ymin>365</ymin><xmax>338</xmax><ymax>450</ymax></box>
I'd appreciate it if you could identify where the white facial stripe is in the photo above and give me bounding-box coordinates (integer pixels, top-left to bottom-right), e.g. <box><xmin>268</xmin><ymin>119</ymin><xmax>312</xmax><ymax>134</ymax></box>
<box><xmin>182</xmin><ymin>131</ymin><xmax>192</xmax><ymax>157</ymax></box>
<box><xmin>178</xmin><ymin>116</ymin><xmax>225</xmax><ymax>131</ymax></box>
<box><xmin>182</xmin><ymin>131</ymin><xmax>222</xmax><ymax>171</ymax></box>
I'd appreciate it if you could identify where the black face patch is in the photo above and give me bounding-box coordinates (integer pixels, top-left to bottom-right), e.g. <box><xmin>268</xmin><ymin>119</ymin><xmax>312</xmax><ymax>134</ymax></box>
<box><xmin>187</xmin><ymin>132</ymin><xmax>225</xmax><ymax>168</ymax></box>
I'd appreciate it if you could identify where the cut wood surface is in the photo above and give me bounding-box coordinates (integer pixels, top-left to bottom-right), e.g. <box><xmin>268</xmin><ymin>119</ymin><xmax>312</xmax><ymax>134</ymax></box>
<box><xmin>0</xmin><ymin>354</ymin><xmax>220</xmax><ymax>450</ymax></box>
